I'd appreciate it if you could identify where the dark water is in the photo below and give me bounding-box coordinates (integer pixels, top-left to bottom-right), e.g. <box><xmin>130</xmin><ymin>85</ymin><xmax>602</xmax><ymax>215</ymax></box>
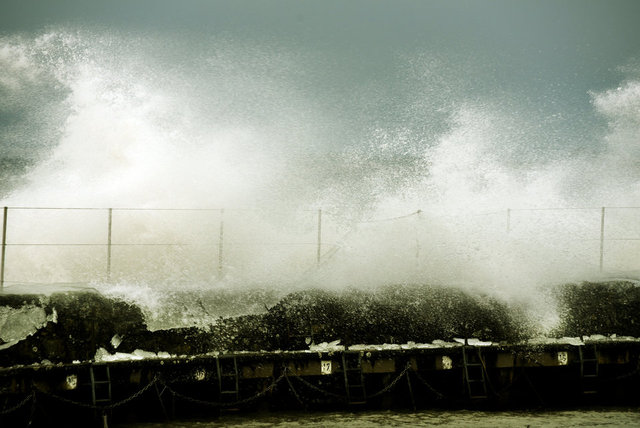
<box><xmin>120</xmin><ymin>409</ymin><xmax>640</xmax><ymax>427</ymax></box>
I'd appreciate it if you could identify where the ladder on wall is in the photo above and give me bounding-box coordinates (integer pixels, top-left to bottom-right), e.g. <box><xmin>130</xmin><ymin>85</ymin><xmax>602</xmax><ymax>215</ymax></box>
<box><xmin>579</xmin><ymin>344</ymin><xmax>599</xmax><ymax>394</ymax></box>
<box><xmin>89</xmin><ymin>365</ymin><xmax>112</xmax><ymax>406</ymax></box>
<box><xmin>342</xmin><ymin>352</ymin><xmax>367</xmax><ymax>404</ymax></box>
<box><xmin>462</xmin><ymin>347</ymin><xmax>488</xmax><ymax>400</ymax></box>
<box><xmin>216</xmin><ymin>356</ymin><xmax>240</xmax><ymax>404</ymax></box>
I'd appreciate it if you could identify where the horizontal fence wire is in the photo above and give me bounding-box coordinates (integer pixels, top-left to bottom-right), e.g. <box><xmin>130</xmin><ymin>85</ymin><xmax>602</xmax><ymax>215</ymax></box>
<box><xmin>2</xmin><ymin>205</ymin><xmax>640</xmax><ymax>287</ymax></box>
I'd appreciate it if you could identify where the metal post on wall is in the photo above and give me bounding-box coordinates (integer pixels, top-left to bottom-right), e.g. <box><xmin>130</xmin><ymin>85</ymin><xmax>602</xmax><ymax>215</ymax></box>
<box><xmin>1</xmin><ymin>206</ymin><xmax>8</xmax><ymax>290</ymax></box>
<box><xmin>506</xmin><ymin>208</ymin><xmax>511</xmax><ymax>234</ymax></box>
<box><xmin>106</xmin><ymin>208</ymin><xmax>113</xmax><ymax>281</ymax></box>
<box><xmin>599</xmin><ymin>206</ymin><xmax>605</xmax><ymax>272</ymax></box>
<box><xmin>316</xmin><ymin>208</ymin><xmax>322</xmax><ymax>266</ymax></box>
<box><xmin>217</xmin><ymin>208</ymin><xmax>224</xmax><ymax>279</ymax></box>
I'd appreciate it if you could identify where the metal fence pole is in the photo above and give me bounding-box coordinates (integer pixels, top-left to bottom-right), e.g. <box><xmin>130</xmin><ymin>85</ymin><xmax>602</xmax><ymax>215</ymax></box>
<box><xmin>218</xmin><ymin>208</ymin><xmax>224</xmax><ymax>279</ymax></box>
<box><xmin>317</xmin><ymin>208</ymin><xmax>322</xmax><ymax>266</ymax></box>
<box><xmin>1</xmin><ymin>206</ymin><xmax>8</xmax><ymax>290</ymax></box>
<box><xmin>599</xmin><ymin>206</ymin><xmax>605</xmax><ymax>272</ymax></box>
<box><xmin>414</xmin><ymin>210</ymin><xmax>421</xmax><ymax>269</ymax></box>
<box><xmin>107</xmin><ymin>208</ymin><xmax>113</xmax><ymax>281</ymax></box>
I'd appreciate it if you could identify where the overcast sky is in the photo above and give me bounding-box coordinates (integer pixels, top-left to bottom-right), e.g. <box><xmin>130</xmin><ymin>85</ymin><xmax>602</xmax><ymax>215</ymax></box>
<box><xmin>3</xmin><ymin>0</ymin><xmax>639</xmax><ymax>74</ymax></box>
<box><xmin>2</xmin><ymin>0</ymin><xmax>640</xmax><ymax>207</ymax></box>
<box><xmin>3</xmin><ymin>0</ymin><xmax>639</xmax><ymax>115</ymax></box>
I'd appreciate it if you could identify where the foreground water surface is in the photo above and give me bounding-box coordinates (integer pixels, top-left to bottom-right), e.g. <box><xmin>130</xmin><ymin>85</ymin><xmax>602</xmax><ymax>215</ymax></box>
<box><xmin>119</xmin><ymin>408</ymin><xmax>640</xmax><ymax>427</ymax></box>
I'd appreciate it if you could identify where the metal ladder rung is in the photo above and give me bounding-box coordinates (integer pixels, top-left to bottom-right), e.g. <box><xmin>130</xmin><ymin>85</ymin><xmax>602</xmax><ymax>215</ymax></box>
<box><xmin>89</xmin><ymin>366</ymin><xmax>112</xmax><ymax>406</ymax></box>
<box><xmin>342</xmin><ymin>353</ymin><xmax>367</xmax><ymax>404</ymax></box>
<box><xmin>462</xmin><ymin>347</ymin><xmax>488</xmax><ymax>399</ymax></box>
<box><xmin>216</xmin><ymin>357</ymin><xmax>240</xmax><ymax>401</ymax></box>
<box><xmin>579</xmin><ymin>345</ymin><xmax>599</xmax><ymax>395</ymax></box>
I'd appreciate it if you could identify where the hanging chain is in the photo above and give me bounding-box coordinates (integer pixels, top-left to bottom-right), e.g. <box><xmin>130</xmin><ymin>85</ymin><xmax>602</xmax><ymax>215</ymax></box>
<box><xmin>0</xmin><ymin>391</ymin><xmax>34</xmax><ymax>415</ymax></box>
<box><xmin>284</xmin><ymin>372</ymin><xmax>305</xmax><ymax>406</ymax></box>
<box><xmin>287</xmin><ymin>371</ymin><xmax>349</xmax><ymax>401</ymax></box>
<box><xmin>32</xmin><ymin>375</ymin><xmax>159</xmax><ymax>411</ymax></box>
<box><xmin>367</xmin><ymin>363</ymin><xmax>411</xmax><ymax>398</ymax></box>
<box><xmin>159</xmin><ymin>370</ymin><xmax>286</xmax><ymax>408</ymax></box>
<box><xmin>412</xmin><ymin>370</ymin><xmax>446</xmax><ymax>399</ymax></box>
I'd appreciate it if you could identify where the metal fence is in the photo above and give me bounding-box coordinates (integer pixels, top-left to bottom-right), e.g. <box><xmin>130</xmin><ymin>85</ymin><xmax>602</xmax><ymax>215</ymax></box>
<box><xmin>0</xmin><ymin>206</ymin><xmax>333</xmax><ymax>288</ymax></box>
<box><xmin>1</xmin><ymin>205</ymin><xmax>639</xmax><ymax>289</ymax></box>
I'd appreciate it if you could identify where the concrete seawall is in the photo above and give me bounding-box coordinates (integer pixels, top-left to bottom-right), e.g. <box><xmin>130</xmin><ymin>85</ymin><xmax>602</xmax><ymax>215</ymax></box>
<box><xmin>3</xmin><ymin>281</ymin><xmax>640</xmax><ymax>426</ymax></box>
<box><xmin>1</xmin><ymin>340</ymin><xmax>640</xmax><ymax>426</ymax></box>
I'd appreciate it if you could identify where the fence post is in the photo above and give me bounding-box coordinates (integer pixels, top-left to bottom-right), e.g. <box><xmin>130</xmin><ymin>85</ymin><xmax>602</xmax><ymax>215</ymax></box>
<box><xmin>107</xmin><ymin>208</ymin><xmax>113</xmax><ymax>281</ymax></box>
<box><xmin>415</xmin><ymin>210</ymin><xmax>422</xmax><ymax>268</ymax></box>
<box><xmin>1</xmin><ymin>206</ymin><xmax>7</xmax><ymax>290</ymax></box>
<box><xmin>316</xmin><ymin>209</ymin><xmax>322</xmax><ymax>266</ymax></box>
<box><xmin>599</xmin><ymin>206</ymin><xmax>605</xmax><ymax>272</ymax></box>
<box><xmin>217</xmin><ymin>209</ymin><xmax>224</xmax><ymax>279</ymax></box>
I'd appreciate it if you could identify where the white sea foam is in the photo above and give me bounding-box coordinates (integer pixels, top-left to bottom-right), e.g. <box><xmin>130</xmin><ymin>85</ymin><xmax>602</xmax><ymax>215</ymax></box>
<box><xmin>2</xmin><ymin>29</ymin><xmax>640</xmax><ymax>333</ymax></box>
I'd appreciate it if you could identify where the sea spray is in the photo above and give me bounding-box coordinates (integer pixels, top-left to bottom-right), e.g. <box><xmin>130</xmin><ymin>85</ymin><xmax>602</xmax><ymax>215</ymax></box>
<box><xmin>2</xmin><ymin>29</ymin><xmax>640</xmax><ymax>332</ymax></box>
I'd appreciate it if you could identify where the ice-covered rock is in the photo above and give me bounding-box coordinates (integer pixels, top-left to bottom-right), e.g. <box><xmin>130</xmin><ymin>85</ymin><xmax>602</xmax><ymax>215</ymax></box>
<box><xmin>453</xmin><ymin>338</ymin><xmax>493</xmax><ymax>346</ymax></box>
<box><xmin>527</xmin><ymin>337</ymin><xmax>584</xmax><ymax>346</ymax></box>
<box><xmin>0</xmin><ymin>304</ymin><xmax>50</xmax><ymax>342</ymax></box>
<box><xmin>110</xmin><ymin>334</ymin><xmax>122</xmax><ymax>349</ymax></box>
<box><xmin>132</xmin><ymin>349</ymin><xmax>158</xmax><ymax>359</ymax></box>
<box><xmin>432</xmin><ymin>339</ymin><xmax>462</xmax><ymax>347</ymax></box>
<box><xmin>309</xmin><ymin>340</ymin><xmax>345</xmax><ymax>352</ymax></box>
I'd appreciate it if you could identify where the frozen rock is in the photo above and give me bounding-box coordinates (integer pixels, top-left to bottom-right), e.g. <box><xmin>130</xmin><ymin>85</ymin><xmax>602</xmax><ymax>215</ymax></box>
<box><xmin>467</xmin><ymin>338</ymin><xmax>493</xmax><ymax>346</ymax></box>
<box><xmin>132</xmin><ymin>349</ymin><xmax>158</xmax><ymax>359</ymax></box>
<box><xmin>309</xmin><ymin>340</ymin><xmax>345</xmax><ymax>352</ymax></box>
<box><xmin>110</xmin><ymin>334</ymin><xmax>122</xmax><ymax>349</ymax></box>
<box><xmin>527</xmin><ymin>337</ymin><xmax>585</xmax><ymax>346</ymax></box>
<box><xmin>94</xmin><ymin>347</ymin><xmax>145</xmax><ymax>362</ymax></box>
<box><xmin>0</xmin><ymin>305</ymin><xmax>48</xmax><ymax>342</ymax></box>
<box><xmin>559</xmin><ymin>337</ymin><xmax>584</xmax><ymax>346</ymax></box>
<box><xmin>432</xmin><ymin>339</ymin><xmax>461</xmax><ymax>347</ymax></box>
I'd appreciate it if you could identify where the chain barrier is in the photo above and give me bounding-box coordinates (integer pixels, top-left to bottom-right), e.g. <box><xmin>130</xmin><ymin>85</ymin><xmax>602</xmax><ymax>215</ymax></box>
<box><xmin>158</xmin><ymin>371</ymin><xmax>286</xmax><ymax>408</ymax></box>
<box><xmin>367</xmin><ymin>363</ymin><xmax>411</xmax><ymax>399</ymax></box>
<box><xmin>287</xmin><ymin>370</ymin><xmax>349</xmax><ymax>401</ymax></box>
<box><xmin>283</xmin><ymin>372</ymin><xmax>305</xmax><ymax>406</ymax></box>
<box><xmin>601</xmin><ymin>368</ymin><xmax>640</xmax><ymax>382</ymax></box>
<box><xmin>0</xmin><ymin>391</ymin><xmax>34</xmax><ymax>415</ymax></box>
<box><xmin>288</xmin><ymin>362</ymin><xmax>412</xmax><ymax>401</ymax></box>
<box><xmin>7</xmin><ymin>349</ymin><xmax>638</xmax><ymax>419</ymax></box>
<box><xmin>159</xmin><ymin>363</ymin><xmax>412</xmax><ymax>408</ymax></box>
<box><xmin>107</xmin><ymin>375</ymin><xmax>160</xmax><ymax>410</ymax></box>
<box><xmin>412</xmin><ymin>370</ymin><xmax>446</xmax><ymax>399</ymax></box>
<box><xmin>599</xmin><ymin>356</ymin><xmax>640</xmax><ymax>383</ymax></box>
<box><xmin>32</xmin><ymin>375</ymin><xmax>159</xmax><ymax>411</ymax></box>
